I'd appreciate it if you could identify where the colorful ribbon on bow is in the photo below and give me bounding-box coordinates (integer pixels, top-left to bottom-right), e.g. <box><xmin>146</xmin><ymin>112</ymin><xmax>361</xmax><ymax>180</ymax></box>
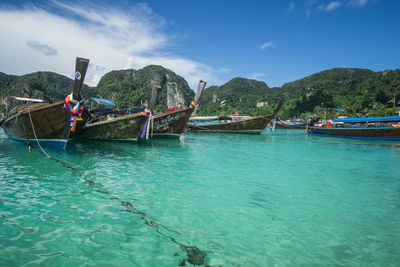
<box><xmin>63</xmin><ymin>93</ymin><xmax>85</xmax><ymax>132</ymax></box>
<box><xmin>190</xmin><ymin>101</ymin><xmax>198</xmax><ymax>113</ymax></box>
<box><xmin>140</xmin><ymin>110</ymin><xmax>151</xmax><ymax>139</ymax></box>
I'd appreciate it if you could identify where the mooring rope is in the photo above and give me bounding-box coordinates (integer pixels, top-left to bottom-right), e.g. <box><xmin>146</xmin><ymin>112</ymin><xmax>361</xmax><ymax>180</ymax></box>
<box><xmin>25</xmin><ymin>116</ymin><xmax>209</xmax><ymax>266</ymax></box>
<box><xmin>152</xmin><ymin>116</ymin><xmax>154</xmax><ymax>137</ymax></box>
<box><xmin>304</xmin><ymin>120</ymin><xmax>309</xmax><ymax>134</ymax></box>
<box><xmin>84</xmin><ymin>169</ymin><xmax>210</xmax><ymax>265</ymax></box>
<box><xmin>87</xmin><ymin>179</ymin><xmax>208</xmax><ymax>266</ymax></box>
<box><xmin>28</xmin><ymin>109</ymin><xmax>51</xmax><ymax>158</ymax></box>
<box><xmin>27</xmin><ymin>109</ymin><xmax>84</xmax><ymax>172</ymax></box>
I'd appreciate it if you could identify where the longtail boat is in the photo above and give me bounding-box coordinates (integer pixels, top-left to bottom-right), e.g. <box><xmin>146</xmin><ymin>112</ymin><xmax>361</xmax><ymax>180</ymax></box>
<box><xmin>0</xmin><ymin>57</ymin><xmax>90</xmax><ymax>149</ymax></box>
<box><xmin>306</xmin><ymin>116</ymin><xmax>400</xmax><ymax>140</ymax></box>
<box><xmin>78</xmin><ymin>112</ymin><xmax>149</xmax><ymax>141</ymax></box>
<box><xmin>77</xmin><ymin>85</ymin><xmax>161</xmax><ymax>141</ymax></box>
<box><xmin>149</xmin><ymin>80</ymin><xmax>207</xmax><ymax>138</ymax></box>
<box><xmin>274</xmin><ymin>119</ymin><xmax>306</xmax><ymax>129</ymax></box>
<box><xmin>188</xmin><ymin>101</ymin><xmax>284</xmax><ymax>134</ymax></box>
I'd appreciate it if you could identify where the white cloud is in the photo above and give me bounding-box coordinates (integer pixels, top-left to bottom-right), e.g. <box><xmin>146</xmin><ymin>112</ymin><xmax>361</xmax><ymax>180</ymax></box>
<box><xmin>347</xmin><ymin>0</ymin><xmax>368</xmax><ymax>6</ymax></box>
<box><xmin>0</xmin><ymin>2</ymin><xmax>216</xmax><ymax>89</ymax></box>
<box><xmin>319</xmin><ymin>1</ymin><xmax>342</xmax><ymax>12</ymax></box>
<box><xmin>326</xmin><ymin>1</ymin><xmax>342</xmax><ymax>11</ymax></box>
<box><xmin>257</xmin><ymin>41</ymin><xmax>277</xmax><ymax>50</ymax></box>
<box><xmin>308</xmin><ymin>0</ymin><xmax>371</xmax><ymax>16</ymax></box>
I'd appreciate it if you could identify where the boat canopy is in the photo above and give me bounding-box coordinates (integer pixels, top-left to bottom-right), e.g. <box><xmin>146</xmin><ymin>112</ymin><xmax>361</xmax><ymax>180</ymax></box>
<box><xmin>10</xmin><ymin>96</ymin><xmax>43</xmax><ymax>103</ymax></box>
<box><xmin>288</xmin><ymin>120</ymin><xmax>306</xmax><ymax>123</ymax></box>
<box><xmin>91</xmin><ymin>98</ymin><xmax>116</xmax><ymax>106</ymax></box>
<box><xmin>189</xmin><ymin>116</ymin><xmax>218</xmax><ymax>121</ymax></box>
<box><xmin>333</xmin><ymin>116</ymin><xmax>400</xmax><ymax>123</ymax></box>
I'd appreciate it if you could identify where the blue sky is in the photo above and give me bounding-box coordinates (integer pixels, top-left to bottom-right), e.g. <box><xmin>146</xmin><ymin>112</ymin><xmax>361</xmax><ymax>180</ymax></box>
<box><xmin>0</xmin><ymin>0</ymin><xmax>399</xmax><ymax>89</ymax></box>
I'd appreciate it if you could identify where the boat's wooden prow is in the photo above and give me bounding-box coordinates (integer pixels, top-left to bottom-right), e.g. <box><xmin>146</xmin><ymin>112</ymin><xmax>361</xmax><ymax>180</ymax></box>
<box><xmin>194</xmin><ymin>80</ymin><xmax>207</xmax><ymax>103</ymax></box>
<box><xmin>73</xmin><ymin>57</ymin><xmax>90</xmax><ymax>100</ymax></box>
<box><xmin>273</xmin><ymin>101</ymin><xmax>284</xmax><ymax>115</ymax></box>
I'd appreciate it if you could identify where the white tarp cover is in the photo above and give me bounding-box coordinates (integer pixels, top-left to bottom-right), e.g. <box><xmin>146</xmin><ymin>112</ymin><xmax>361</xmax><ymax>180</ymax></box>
<box><xmin>10</xmin><ymin>96</ymin><xmax>43</xmax><ymax>103</ymax></box>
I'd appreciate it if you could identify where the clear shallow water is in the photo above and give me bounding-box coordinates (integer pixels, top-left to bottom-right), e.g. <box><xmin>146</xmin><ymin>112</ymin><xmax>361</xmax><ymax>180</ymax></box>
<box><xmin>1</xmin><ymin>129</ymin><xmax>400</xmax><ymax>266</ymax></box>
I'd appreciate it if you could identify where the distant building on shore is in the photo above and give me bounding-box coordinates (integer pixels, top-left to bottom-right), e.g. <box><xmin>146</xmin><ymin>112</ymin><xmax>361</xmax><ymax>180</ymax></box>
<box><xmin>256</xmin><ymin>101</ymin><xmax>268</xmax><ymax>108</ymax></box>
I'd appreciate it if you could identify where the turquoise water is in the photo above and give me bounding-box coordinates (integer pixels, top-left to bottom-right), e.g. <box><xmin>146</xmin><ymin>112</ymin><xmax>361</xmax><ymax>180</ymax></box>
<box><xmin>1</xmin><ymin>128</ymin><xmax>400</xmax><ymax>266</ymax></box>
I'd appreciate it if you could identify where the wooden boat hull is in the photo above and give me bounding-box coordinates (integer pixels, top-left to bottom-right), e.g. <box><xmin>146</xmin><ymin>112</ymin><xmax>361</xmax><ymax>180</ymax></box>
<box><xmin>0</xmin><ymin>101</ymin><xmax>88</xmax><ymax>149</ymax></box>
<box><xmin>150</xmin><ymin>107</ymin><xmax>193</xmax><ymax>138</ymax></box>
<box><xmin>79</xmin><ymin>113</ymin><xmax>148</xmax><ymax>141</ymax></box>
<box><xmin>307</xmin><ymin>126</ymin><xmax>400</xmax><ymax>140</ymax></box>
<box><xmin>189</xmin><ymin>113</ymin><xmax>275</xmax><ymax>134</ymax></box>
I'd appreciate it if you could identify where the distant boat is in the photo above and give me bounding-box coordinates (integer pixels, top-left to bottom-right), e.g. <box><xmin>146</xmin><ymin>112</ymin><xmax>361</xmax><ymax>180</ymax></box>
<box><xmin>149</xmin><ymin>80</ymin><xmax>207</xmax><ymax>138</ymax></box>
<box><xmin>188</xmin><ymin>114</ymin><xmax>251</xmax><ymax>123</ymax></box>
<box><xmin>0</xmin><ymin>57</ymin><xmax>90</xmax><ymax>149</ymax></box>
<box><xmin>188</xmin><ymin>101</ymin><xmax>284</xmax><ymax>134</ymax></box>
<box><xmin>274</xmin><ymin>119</ymin><xmax>306</xmax><ymax>129</ymax></box>
<box><xmin>306</xmin><ymin>116</ymin><xmax>400</xmax><ymax>140</ymax></box>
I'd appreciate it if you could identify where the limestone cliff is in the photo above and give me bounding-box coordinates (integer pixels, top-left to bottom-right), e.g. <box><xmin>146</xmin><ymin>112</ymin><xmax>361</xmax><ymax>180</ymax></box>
<box><xmin>91</xmin><ymin>65</ymin><xmax>195</xmax><ymax>111</ymax></box>
<box><xmin>167</xmin><ymin>82</ymin><xmax>185</xmax><ymax>109</ymax></box>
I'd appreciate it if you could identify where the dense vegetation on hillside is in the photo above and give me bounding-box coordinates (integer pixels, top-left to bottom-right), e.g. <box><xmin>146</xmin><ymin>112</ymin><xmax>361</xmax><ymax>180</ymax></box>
<box><xmin>0</xmin><ymin>71</ymin><xmax>90</xmax><ymax>113</ymax></box>
<box><xmin>1</xmin><ymin>66</ymin><xmax>399</xmax><ymax>120</ymax></box>
<box><xmin>197</xmin><ymin>68</ymin><xmax>400</xmax><ymax>119</ymax></box>
<box><xmin>278</xmin><ymin>68</ymin><xmax>400</xmax><ymax>119</ymax></box>
<box><xmin>197</xmin><ymin>78</ymin><xmax>281</xmax><ymax>116</ymax></box>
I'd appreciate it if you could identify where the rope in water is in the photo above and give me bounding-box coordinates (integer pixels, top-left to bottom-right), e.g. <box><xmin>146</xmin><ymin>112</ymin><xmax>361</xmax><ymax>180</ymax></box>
<box><xmin>28</xmin><ymin>109</ymin><xmax>51</xmax><ymax>158</ymax></box>
<box><xmin>151</xmin><ymin>115</ymin><xmax>154</xmax><ymax>138</ymax></box>
<box><xmin>25</xmin><ymin>111</ymin><xmax>209</xmax><ymax>266</ymax></box>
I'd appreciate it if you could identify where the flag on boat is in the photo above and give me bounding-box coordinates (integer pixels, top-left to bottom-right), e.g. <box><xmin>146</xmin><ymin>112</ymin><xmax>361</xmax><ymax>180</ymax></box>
<box><xmin>220</xmin><ymin>100</ymin><xmax>226</xmax><ymax>107</ymax></box>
